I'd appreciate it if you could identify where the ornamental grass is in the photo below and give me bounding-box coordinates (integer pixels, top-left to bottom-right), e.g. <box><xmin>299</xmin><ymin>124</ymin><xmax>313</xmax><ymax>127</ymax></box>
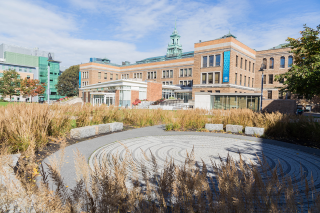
<box><xmin>1</xmin><ymin>140</ymin><xmax>320</xmax><ymax>212</ymax></box>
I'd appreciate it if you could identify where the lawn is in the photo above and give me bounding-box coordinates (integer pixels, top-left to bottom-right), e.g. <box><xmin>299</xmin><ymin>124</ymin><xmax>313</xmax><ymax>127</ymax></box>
<box><xmin>0</xmin><ymin>102</ymin><xmax>9</xmax><ymax>107</ymax></box>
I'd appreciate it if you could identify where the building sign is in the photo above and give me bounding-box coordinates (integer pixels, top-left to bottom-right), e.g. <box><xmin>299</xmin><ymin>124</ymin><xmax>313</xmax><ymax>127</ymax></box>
<box><xmin>79</xmin><ymin>71</ymin><xmax>81</xmax><ymax>88</ymax></box>
<box><xmin>223</xmin><ymin>51</ymin><xmax>230</xmax><ymax>83</ymax></box>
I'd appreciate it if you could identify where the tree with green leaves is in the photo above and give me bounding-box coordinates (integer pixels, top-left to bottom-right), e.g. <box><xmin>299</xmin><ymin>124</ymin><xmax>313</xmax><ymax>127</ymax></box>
<box><xmin>0</xmin><ymin>69</ymin><xmax>21</xmax><ymax>101</ymax></box>
<box><xmin>56</xmin><ymin>65</ymin><xmax>79</xmax><ymax>97</ymax></box>
<box><xmin>275</xmin><ymin>24</ymin><xmax>320</xmax><ymax>98</ymax></box>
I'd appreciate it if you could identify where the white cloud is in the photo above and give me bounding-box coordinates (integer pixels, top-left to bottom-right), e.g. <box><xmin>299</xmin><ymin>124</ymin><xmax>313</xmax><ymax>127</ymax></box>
<box><xmin>0</xmin><ymin>0</ymin><xmax>164</xmax><ymax>67</ymax></box>
<box><xmin>1</xmin><ymin>0</ymin><xmax>319</xmax><ymax>69</ymax></box>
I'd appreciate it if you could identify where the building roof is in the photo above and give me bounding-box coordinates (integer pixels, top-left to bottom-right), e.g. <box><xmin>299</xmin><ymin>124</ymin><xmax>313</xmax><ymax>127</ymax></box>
<box><xmin>268</xmin><ymin>43</ymin><xmax>289</xmax><ymax>50</ymax></box>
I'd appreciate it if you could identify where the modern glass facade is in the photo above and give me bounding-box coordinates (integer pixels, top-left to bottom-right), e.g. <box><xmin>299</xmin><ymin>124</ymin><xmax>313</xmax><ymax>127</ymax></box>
<box><xmin>38</xmin><ymin>57</ymin><xmax>63</xmax><ymax>101</ymax></box>
<box><xmin>210</xmin><ymin>94</ymin><xmax>260</xmax><ymax>111</ymax></box>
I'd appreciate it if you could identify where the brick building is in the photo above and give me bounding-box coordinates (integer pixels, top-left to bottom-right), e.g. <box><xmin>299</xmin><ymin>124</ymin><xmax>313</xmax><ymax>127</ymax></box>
<box><xmin>79</xmin><ymin>27</ymin><xmax>294</xmax><ymax>109</ymax></box>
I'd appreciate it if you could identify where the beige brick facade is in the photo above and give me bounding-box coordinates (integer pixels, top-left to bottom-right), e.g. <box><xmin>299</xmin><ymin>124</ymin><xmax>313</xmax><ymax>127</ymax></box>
<box><xmin>79</xmin><ymin>36</ymin><xmax>293</xmax><ymax>104</ymax></box>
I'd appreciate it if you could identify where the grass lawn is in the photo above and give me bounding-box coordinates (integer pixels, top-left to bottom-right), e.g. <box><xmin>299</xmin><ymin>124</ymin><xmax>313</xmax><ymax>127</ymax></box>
<box><xmin>0</xmin><ymin>102</ymin><xmax>10</xmax><ymax>107</ymax></box>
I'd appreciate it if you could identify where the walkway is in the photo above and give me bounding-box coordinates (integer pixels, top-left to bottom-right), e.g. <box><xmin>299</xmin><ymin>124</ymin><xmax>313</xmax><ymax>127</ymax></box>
<box><xmin>42</xmin><ymin>125</ymin><xmax>320</xmax><ymax>192</ymax></box>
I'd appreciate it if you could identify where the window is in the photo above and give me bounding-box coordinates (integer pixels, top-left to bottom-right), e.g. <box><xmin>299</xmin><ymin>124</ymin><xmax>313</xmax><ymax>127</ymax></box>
<box><xmin>263</xmin><ymin>58</ymin><xmax>267</xmax><ymax>69</ymax></box>
<box><xmin>248</xmin><ymin>77</ymin><xmax>250</xmax><ymax>87</ymax></box>
<box><xmin>279</xmin><ymin>78</ymin><xmax>284</xmax><ymax>83</ymax></box>
<box><xmin>216</xmin><ymin>54</ymin><xmax>221</xmax><ymax>66</ymax></box>
<box><xmin>215</xmin><ymin>90</ymin><xmax>220</xmax><ymax>93</ymax></box>
<box><xmin>19</xmin><ymin>68</ymin><xmax>22</xmax><ymax>71</ymax></box>
<box><xmin>279</xmin><ymin>91</ymin><xmax>284</xmax><ymax>99</ymax></box>
<box><xmin>200</xmin><ymin>90</ymin><xmax>205</xmax><ymax>92</ymax></box>
<box><xmin>236</xmin><ymin>55</ymin><xmax>238</xmax><ymax>67</ymax></box>
<box><xmin>240</xmin><ymin>74</ymin><xmax>242</xmax><ymax>85</ymax></box>
<box><xmin>98</xmin><ymin>72</ymin><xmax>101</xmax><ymax>79</ymax></box>
<box><xmin>245</xmin><ymin>60</ymin><xmax>247</xmax><ymax>70</ymax></box>
<box><xmin>288</xmin><ymin>56</ymin><xmax>293</xmax><ymax>67</ymax></box>
<box><xmin>110</xmin><ymin>74</ymin><xmax>113</xmax><ymax>80</ymax></box>
<box><xmin>268</xmin><ymin>90</ymin><xmax>272</xmax><ymax>99</ymax></box>
<box><xmin>280</xmin><ymin>56</ymin><xmax>285</xmax><ymax>68</ymax></box>
<box><xmin>203</xmin><ymin>56</ymin><xmax>207</xmax><ymax>67</ymax></box>
<box><xmin>209</xmin><ymin>55</ymin><xmax>214</xmax><ymax>67</ymax></box>
<box><xmin>166</xmin><ymin>70</ymin><xmax>169</xmax><ymax>78</ymax></box>
<box><xmin>27</xmin><ymin>75</ymin><xmax>30</xmax><ymax>79</ymax></box>
<box><xmin>148</xmin><ymin>71</ymin><xmax>156</xmax><ymax>79</ymax></box>
<box><xmin>244</xmin><ymin>76</ymin><xmax>246</xmax><ymax>86</ymax></box>
<box><xmin>208</xmin><ymin>73</ymin><xmax>213</xmax><ymax>84</ymax></box>
<box><xmin>162</xmin><ymin>70</ymin><xmax>172</xmax><ymax>78</ymax></box>
<box><xmin>252</xmin><ymin>63</ymin><xmax>255</xmax><ymax>73</ymax></box>
<box><xmin>188</xmin><ymin>68</ymin><xmax>192</xmax><ymax>76</ymax></box>
<box><xmin>215</xmin><ymin>72</ymin><xmax>220</xmax><ymax>84</ymax></box>
<box><xmin>179</xmin><ymin>68</ymin><xmax>192</xmax><ymax>77</ymax></box>
<box><xmin>116</xmin><ymin>74</ymin><xmax>118</xmax><ymax>80</ymax></box>
<box><xmin>163</xmin><ymin>81</ymin><xmax>173</xmax><ymax>85</ymax></box>
<box><xmin>208</xmin><ymin>90</ymin><xmax>212</xmax><ymax>93</ymax></box>
<box><xmin>270</xmin><ymin>58</ymin><xmax>274</xmax><ymax>69</ymax></box>
<box><xmin>170</xmin><ymin>70</ymin><xmax>173</xmax><ymax>78</ymax></box>
<box><xmin>249</xmin><ymin>61</ymin><xmax>251</xmax><ymax>72</ymax></box>
<box><xmin>180</xmin><ymin>69</ymin><xmax>183</xmax><ymax>77</ymax></box>
<box><xmin>269</xmin><ymin>74</ymin><xmax>273</xmax><ymax>84</ymax></box>
<box><xmin>17</xmin><ymin>75</ymin><xmax>20</xmax><ymax>79</ymax></box>
<box><xmin>240</xmin><ymin>58</ymin><xmax>243</xmax><ymax>69</ymax></box>
<box><xmin>202</xmin><ymin>73</ymin><xmax>206</xmax><ymax>84</ymax></box>
<box><xmin>263</xmin><ymin>75</ymin><xmax>266</xmax><ymax>84</ymax></box>
<box><xmin>235</xmin><ymin>73</ymin><xmax>237</xmax><ymax>84</ymax></box>
<box><xmin>184</xmin><ymin>69</ymin><xmax>187</xmax><ymax>77</ymax></box>
<box><xmin>104</xmin><ymin>73</ymin><xmax>107</xmax><ymax>79</ymax></box>
<box><xmin>252</xmin><ymin>78</ymin><xmax>254</xmax><ymax>87</ymax></box>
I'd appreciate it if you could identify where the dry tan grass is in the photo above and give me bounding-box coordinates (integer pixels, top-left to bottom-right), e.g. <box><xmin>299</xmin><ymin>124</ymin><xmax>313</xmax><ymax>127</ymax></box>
<box><xmin>1</xmin><ymin>140</ymin><xmax>320</xmax><ymax>212</ymax></box>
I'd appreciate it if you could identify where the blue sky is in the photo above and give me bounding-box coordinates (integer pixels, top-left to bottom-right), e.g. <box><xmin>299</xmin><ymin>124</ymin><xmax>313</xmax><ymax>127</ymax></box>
<box><xmin>1</xmin><ymin>0</ymin><xmax>320</xmax><ymax>69</ymax></box>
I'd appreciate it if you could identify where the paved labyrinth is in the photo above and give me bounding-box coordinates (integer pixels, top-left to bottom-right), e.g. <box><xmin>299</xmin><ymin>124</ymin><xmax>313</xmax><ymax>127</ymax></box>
<box><xmin>89</xmin><ymin>135</ymin><xmax>320</xmax><ymax>192</ymax></box>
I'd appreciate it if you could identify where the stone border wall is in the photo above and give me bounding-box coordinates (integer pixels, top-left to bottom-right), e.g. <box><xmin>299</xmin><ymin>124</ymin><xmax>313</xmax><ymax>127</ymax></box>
<box><xmin>70</xmin><ymin>122</ymin><xmax>123</xmax><ymax>139</ymax></box>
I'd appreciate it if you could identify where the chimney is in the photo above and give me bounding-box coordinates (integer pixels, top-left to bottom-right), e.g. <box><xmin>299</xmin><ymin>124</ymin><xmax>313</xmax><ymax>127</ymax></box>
<box><xmin>199</xmin><ymin>40</ymin><xmax>202</xmax><ymax>43</ymax></box>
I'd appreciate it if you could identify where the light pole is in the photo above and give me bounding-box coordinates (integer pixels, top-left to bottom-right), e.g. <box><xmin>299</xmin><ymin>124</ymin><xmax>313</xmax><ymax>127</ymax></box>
<box><xmin>259</xmin><ymin>63</ymin><xmax>264</xmax><ymax>112</ymax></box>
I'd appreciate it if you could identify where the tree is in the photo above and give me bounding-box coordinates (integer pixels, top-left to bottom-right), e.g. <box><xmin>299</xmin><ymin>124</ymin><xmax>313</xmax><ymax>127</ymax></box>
<box><xmin>56</xmin><ymin>65</ymin><xmax>79</xmax><ymax>97</ymax></box>
<box><xmin>20</xmin><ymin>79</ymin><xmax>46</xmax><ymax>103</ymax></box>
<box><xmin>0</xmin><ymin>69</ymin><xmax>21</xmax><ymax>101</ymax></box>
<box><xmin>275</xmin><ymin>24</ymin><xmax>320</xmax><ymax>98</ymax></box>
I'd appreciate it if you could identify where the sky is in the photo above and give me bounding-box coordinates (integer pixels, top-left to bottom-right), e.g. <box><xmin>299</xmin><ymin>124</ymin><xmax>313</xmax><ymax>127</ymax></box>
<box><xmin>1</xmin><ymin>0</ymin><xmax>320</xmax><ymax>69</ymax></box>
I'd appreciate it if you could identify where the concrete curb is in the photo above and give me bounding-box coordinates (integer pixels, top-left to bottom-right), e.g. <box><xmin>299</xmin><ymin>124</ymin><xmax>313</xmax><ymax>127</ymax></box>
<box><xmin>70</xmin><ymin>122</ymin><xmax>123</xmax><ymax>139</ymax></box>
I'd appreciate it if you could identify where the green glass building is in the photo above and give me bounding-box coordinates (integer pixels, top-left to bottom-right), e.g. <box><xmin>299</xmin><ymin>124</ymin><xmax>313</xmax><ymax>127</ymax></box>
<box><xmin>0</xmin><ymin>43</ymin><xmax>63</xmax><ymax>101</ymax></box>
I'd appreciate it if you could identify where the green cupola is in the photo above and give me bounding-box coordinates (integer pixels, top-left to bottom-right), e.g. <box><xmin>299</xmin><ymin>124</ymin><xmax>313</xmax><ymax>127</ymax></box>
<box><xmin>166</xmin><ymin>22</ymin><xmax>183</xmax><ymax>58</ymax></box>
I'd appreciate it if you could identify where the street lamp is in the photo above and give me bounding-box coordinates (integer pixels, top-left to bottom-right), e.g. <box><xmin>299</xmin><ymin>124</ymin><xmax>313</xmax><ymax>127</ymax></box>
<box><xmin>259</xmin><ymin>63</ymin><xmax>265</xmax><ymax>112</ymax></box>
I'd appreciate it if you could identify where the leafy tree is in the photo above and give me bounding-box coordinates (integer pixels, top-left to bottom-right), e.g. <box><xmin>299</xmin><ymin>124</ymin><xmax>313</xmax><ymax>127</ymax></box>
<box><xmin>56</xmin><ymin>65</ymin><xmax>79</xmax><ymax>97</ymax></box>
<box><xmin>275</xmin><ymin>24</ymin><xmax>320</xmax><ymax>97</ymax></box>
<box><xmin>20</xmin><ymin>78</ymin><xmax>46</xmax><ymax>103</ymax></box>
<box><xmin>0</xmin><ymin>69</ymin><xmax>21</xmax><ymax>101</ymax></box>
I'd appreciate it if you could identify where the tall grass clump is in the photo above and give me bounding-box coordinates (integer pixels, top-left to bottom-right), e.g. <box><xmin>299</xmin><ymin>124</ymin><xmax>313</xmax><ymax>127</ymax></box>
<box><xmin>1</xmin><ymin>141</ymin><xmax>320</xmax><ymax>212</ymax></box>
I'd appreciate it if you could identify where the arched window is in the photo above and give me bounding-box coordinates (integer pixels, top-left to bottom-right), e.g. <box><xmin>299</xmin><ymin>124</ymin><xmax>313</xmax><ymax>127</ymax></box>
<box><xmin>288</xmin><ymin>56</ymin><xmax>293</xmax><ymax>67</ymax></box>
<box><xmin>269</xmin><ymin>58</ymin><xmax>274</xmax><ymax>69</ymax></box>
<box><xmin>280</xmin><ymin>56</ymin><xmax>285</xmax><ymax>68</ymax></box>
<box><xmin>263</xmin><ymin>58</ymin><xmax>267</xmax><ymax>69</ymax></box>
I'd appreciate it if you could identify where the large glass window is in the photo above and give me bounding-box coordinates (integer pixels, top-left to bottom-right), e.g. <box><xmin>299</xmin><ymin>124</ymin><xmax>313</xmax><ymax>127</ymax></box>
<box><xmin>208</xmin><ymin>73</ymin><xmax>213</xmax><ymax>84</ymax></box>
<box><xmin>235</xmin><ymin>73</ymin><xmax>237</xmax><ymax>84</ymax></box>
<box><xmin>288</xmin><ymin>56</ymin><xmax>293</xmax><ymax>67</ymax></box>
<box><xmin>209</xmin><ymin>55</ymin><xmax>214</xmax><ymax>67</ymax></box>
<box><xmin>269</xmin><ymin>74</ymin><xmax>273</xmax><ymax>84</ymax></box>
<box><xmin>216</xmin><ymin>54</ymin><xmax>221</xmax><ymax>66</ymax></box>
<box><xmin>268</xmin><ymin>90</ymin><xmax>272</xmax><ymax>99</ymax></box>
<box><xmin>236</xmin><ymin>56</ymin><xmax>238</xmax><ymax>67</ymax></box>
<box><xmin>263</xmin><ymin>58</ymin><xmax>267</xmax><ymax>69</ymax></box>
<box><xmin>202</xmin><ymin>73</ymin><xmax>207</xmax><ymax>84</ymax></box>
<box><xmin>280</xmin><ymin>56</ymin><xmax>285</xmax><ymax>68</ymax></box>
<box><xmin>270</xmin><ymin>58</ymin><xmax>274</xmax><ymax>69</ymax></box>
<box><xmin>215</xmin><ymin>72</ymin><xmax>220</xmax><ymax>84</ymax></box>
<box><xmin>203</xmin><ymin>56</ymin><xmax>207</xmax><ymax>67</ymax></box>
